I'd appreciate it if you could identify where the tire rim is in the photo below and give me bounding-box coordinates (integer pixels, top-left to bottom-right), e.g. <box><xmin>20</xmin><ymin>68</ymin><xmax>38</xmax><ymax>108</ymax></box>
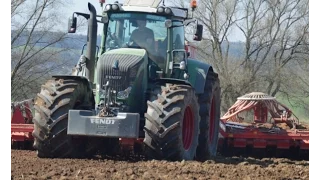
<box><xmin>182</xmin><ymin>106</ymin><xmax>194</xmax><ymax>150</ymax></box>
<box><xmin>209</xmin><ymin>97</ymin><xmax>215</xmax><ymax>143</ymax></box>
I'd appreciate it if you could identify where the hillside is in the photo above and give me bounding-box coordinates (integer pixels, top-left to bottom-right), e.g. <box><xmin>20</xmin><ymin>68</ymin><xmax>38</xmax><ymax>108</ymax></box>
<box><xmin>11</xmin><ymin>30</ymin><xmax>245</xmax><ymax>65</ymax></box>
<box><xmin>11</xmin><ymin>31</ymin><xmax>103</xmax><ymax>66</ymax></box>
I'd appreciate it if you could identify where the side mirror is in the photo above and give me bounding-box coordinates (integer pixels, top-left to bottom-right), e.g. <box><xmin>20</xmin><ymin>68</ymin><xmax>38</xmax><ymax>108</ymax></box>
<box><xmin>101</xmin><ymin>13</ymin><xmax>109</xmax><ymax>23</ymax></box>
<box><xmin>68</xmin><ymin>16</ymin><xmax>77</xmax><ymax>33</ymax></box>
<box><xmin>193</xmin><ymin>24</ymin><xmax>203</xmax><ymax>41</ymax></box>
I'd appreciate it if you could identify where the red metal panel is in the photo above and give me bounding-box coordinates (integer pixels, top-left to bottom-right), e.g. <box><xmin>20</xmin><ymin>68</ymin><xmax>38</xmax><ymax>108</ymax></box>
<box><xmin>253</xmin><ymin>139</ymin><xmax>267</xmax><ymax>148</ymax></box>
<box><xmin>219</xmin><ymin>117</ymin><xmax>309</xmax><ymax>150</ymax></box>
<box><xmin>11</xmin><ymin>124</ymin><xmax>34</xmax><ymax>132</ymax></box>
<box><xmin>226</xmin><ymin>130</ymin><xmax>309</xmax><ymax>140</ymax></box>
<box><xmin>11</xmin><ymin>99</ymin><xmax>33</xmax><ymax>124</ymax></box>
<box><xmin>253</xmin><ymin>103</ymin><xmax>268</xmax><ymax>123</ymax></box>
<box><xmin>234</xmin><ymin>139</ymin><xmax>246</xmax><ymax>148</ymax></box>
<box><xmin>300</xmin><ymin>140</ymin><xmax>309</xmax><ymax>150</ymax></box>
<box><xmin>246</xmin><ymin>139</ymin><xmax>253</xmax><ymax>146</ymax></box>
<box><xmin>11</xmin><ymin>133</ymin><xmax>27</xmax><ymax>141</ymax></box>
<box><xmin>119</xmin><ymin>138</ymin><xmax>143</xmax><ymax>151</ymax></box>
<box><xmin>11</xmin><ymin>124</ymin><xmax>34</xmax><ymax>142</ymax></box>
<box><xmin>277</xmin><ymin>140</ymin><xmax>290</xmax><ymax>149</ymax></box>
<box><xmin>11</xmin><ymin>108</ymin><xmax>26</xmax><ymax>124</ymax></box>
<box><xmin>266</xmin><ymin>140</ymin><xmax>277</xmax><ymax>146</ymax></box>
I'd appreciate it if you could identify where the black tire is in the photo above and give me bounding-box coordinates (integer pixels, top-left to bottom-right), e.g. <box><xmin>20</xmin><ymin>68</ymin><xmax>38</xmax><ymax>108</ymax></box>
<box><xmin>32</xmin><ymin>77</ymin><xmax>94</xmax><ymax>158</ymax></box>
<box><xmin>144</xmin><ymin>84</ymin><xmax>200</xmax><ymax>161</ymax></box>
<box><xmin>220</xmin><ymin>138</ymin><xmax>232</xmax><ymax>157</ymax></box>
<box><xmin>196</xmin><ymin>72</ymin><xmax>221</xmax><ymax>160</ymax></box>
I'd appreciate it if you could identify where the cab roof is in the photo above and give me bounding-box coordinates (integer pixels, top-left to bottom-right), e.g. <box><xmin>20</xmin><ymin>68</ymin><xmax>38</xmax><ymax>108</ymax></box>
<box><xmin>107</xmin><ymin>0</ymin><xmax>189</xmax><ymax>19</ymax></box>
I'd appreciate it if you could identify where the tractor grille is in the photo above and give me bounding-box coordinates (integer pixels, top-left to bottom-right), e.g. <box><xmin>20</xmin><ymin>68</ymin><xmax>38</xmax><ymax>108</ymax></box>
<box><xmin>97</xmin><ymin>53</ymin><xmax>143</xmax><ymax>92</ymax></box>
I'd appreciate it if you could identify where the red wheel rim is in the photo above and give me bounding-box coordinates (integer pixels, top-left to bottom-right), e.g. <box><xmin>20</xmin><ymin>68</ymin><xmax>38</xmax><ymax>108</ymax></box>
<box><xmin>182</xmin><ymin>106</ymin><xmax>194</xmax><ymax>150</ymax></box>
<box><xmin>209</xmin><ymin>97</ymin><xmax>215</xmax><ymax>142</ymax></box>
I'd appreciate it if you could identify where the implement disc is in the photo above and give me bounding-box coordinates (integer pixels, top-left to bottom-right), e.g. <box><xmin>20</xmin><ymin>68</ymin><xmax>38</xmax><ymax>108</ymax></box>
<box><xmin>237</xmin><ymin>92</ymin><xmax>276</xmax><ymax>101</ymax></box>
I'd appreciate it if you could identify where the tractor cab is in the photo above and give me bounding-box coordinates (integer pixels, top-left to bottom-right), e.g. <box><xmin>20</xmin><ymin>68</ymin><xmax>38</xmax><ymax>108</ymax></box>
<box><xmin>68</xmin><ymin>0</ymin><xmax>203</xmax><ymax>79</ymax></box>
<box><xmin>98</xmin><ymin>0</ymin><xmax>203</xmax><ymax>78</ymax></box>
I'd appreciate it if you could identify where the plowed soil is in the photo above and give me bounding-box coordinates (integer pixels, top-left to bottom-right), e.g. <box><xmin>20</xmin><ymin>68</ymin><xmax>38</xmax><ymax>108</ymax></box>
<box><xmin>11</xmin><ymin>150</ymin><xmax>309</xmax><ymax>180</ymax></box>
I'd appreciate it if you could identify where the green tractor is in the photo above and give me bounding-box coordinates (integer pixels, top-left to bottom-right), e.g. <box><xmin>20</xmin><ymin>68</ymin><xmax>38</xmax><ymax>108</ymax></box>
<box><xmin>32</xmin><ymin>0</ymin><xmax>221</xmax><ymax>161</ymax></box>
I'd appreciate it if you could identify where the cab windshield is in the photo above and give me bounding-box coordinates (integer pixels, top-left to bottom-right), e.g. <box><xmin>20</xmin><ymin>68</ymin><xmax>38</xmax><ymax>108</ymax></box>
<box><xmin>105</xmin><ymin>12</ymin><xmax>168</xmax><ymax>58</ymax></box>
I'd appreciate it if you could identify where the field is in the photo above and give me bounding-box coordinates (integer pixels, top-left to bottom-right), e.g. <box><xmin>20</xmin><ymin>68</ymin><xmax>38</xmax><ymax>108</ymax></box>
<box><xmin>11</xmin><ymin>150</ymin><xmax>309</xmax><ymax>180</ymax></box>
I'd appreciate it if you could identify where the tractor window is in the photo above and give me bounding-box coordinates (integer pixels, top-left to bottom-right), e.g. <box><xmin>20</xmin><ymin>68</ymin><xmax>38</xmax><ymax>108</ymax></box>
<box><xmin>105</xmin><ymin>12</ymin><xmax>168</xmax><ymax>57</ymax></box>
<box><xmin>172</xmin><ymin>21</ymin><xmax>185</xmax><ymax>63</ymax></box>
<box><xmin>106</xmin><ymin>21</ymin><xmax>117</xmax><ymax>48</ymax></box>
<box><xmin>172</xmin><ymin>21</ymin><xmax>184</xmax><ymax>49</ymax></box>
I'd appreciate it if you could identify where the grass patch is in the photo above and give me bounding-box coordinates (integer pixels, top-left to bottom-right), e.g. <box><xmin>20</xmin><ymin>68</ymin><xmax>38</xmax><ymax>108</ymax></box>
<box><xmin>275</xmin><ymin>93</ymin><xmax>309</xmax><ymax>123</ymax></box>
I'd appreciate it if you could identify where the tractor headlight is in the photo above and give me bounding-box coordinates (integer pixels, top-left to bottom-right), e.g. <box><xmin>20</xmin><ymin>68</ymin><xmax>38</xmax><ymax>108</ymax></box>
<box><xmin>157</xmin><ymin>7</ymin><xmax>172</xmax><ymax>15</ymax></box>
<box><xmin>157</xmin><ymin>7</ymin><xmax>164</xmax><ymax>13</ymax></box>
<box><xmin>105</xmin><ymin>4</ymin><xmax>111</xmax><ymax>11</ymax></box>
<box><xmin>117</xmin><ymin>86</ymin><xmax>132</xmax><ymax>100</ymax></box>
<box><xmin>179</xmin><ymin>61</ymin><xmax>186</xmax><ymax>70</ymax></box>
<box><xmin>112</xmin><ymin>4</ymin><xmax>119</xmax><ymax>10</ymax></box>
<box><xmin>165</xmin><ymin>8</ymin><xmax>172</xmax><ymax>14</ymax></box>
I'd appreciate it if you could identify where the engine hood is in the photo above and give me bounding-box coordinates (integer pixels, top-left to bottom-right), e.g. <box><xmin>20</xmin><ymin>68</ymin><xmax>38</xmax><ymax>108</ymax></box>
<box><xmin>103</xmin><ymin>48</ymin><xmax>148</xmax><ymax>57</ymax></box>
<box><xmin>96</xmin><ymin>48</ymin><xmax>147</xmax><ymax>92</ymax></box>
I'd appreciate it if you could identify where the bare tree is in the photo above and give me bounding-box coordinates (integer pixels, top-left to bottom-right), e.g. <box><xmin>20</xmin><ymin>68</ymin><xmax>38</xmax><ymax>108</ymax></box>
<box><xmin>236</xmin><ymin>0</ymin><xmax>309</xmax><ymax>113</ymax></box>
<box><xmin>11</xmin><ymin>0</ymin><xmax>77</xmax><ymax>101</ymax></box>
<box><xmin>169</xmin><ymin>0</ymin><xmax>308</xmax><ymax>115</ymax></box>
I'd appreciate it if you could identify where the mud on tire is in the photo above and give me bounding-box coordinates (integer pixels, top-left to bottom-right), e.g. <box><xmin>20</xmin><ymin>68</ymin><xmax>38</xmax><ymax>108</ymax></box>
<box><xmin>32</xmin><ymin>77</ymin><xmax>94</xmax><ymax>158</ymax></box>
<box><xmin>196</xmin><ymin>71</ymin><xmax>221</xmax><ymax>160</ymax></box>
<box><xmin>144</xmin><ymin>84</ymin><xmax>200</xmax><ymax>161</ymax></box>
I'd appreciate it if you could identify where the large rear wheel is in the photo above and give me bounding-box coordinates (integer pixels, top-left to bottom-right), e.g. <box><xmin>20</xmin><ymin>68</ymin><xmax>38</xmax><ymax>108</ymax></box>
<box><xmin>32</xmin><ymin>77</ymin><xmax>94</xmax><ymax>158</ymax></box>
<box><xmin>196</xmin><ymin>72</ymin><xmax>221</xmax><ymax>160</ymax></box>
<box><xmin>144</xmin><ymin>84</ymin><xmax>200</xmax><ymax>160</ymax></box>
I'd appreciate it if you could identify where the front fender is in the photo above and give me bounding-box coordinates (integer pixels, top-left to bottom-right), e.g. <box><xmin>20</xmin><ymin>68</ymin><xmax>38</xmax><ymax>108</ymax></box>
<box><xmin>52</xmin><ymin>75</ymin><xmax>92</xmax><ymax>91</ymax></box>
<box><xmin>154</xmin><ymin>78</ymin><xmax>192</xmax><ymax>87</ymax></box>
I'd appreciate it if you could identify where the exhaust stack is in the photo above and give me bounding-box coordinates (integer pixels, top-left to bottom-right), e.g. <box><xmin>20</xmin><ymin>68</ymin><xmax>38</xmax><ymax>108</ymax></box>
<box><xmin>86</xmin><ymin>3</ymin><xmax>98</xmax><ymax>82</ymax></box>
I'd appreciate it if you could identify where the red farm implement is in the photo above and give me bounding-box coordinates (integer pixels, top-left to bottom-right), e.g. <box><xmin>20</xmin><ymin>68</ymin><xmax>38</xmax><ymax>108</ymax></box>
<box><xmin>11</xmin><ymin>99</ymin><xmax>34</xmax><ymax>149</ymax></box>
<box><xmin>218</xmin><ymin>92</ymin><xmax>309</xmax><ymax>159</ymax></box>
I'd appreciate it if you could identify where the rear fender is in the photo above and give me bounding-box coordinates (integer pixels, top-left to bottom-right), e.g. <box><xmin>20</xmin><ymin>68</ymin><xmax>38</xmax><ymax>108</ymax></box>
<box><xmin>187</xmin><ymin>59</ymin><xmax>218</xmax><ymax>94</ymax></box>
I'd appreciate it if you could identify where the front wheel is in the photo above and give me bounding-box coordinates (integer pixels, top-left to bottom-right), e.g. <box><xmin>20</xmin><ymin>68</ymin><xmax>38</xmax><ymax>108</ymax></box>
<box><xmin>32</xmin><ymin>77</ymin><xmax>94</xmax><ymax>158</ymax></box>
<box><xmin>144</xmin><ymin>84</ymin><xmax>200</xmax><ymax>161</ymax></box>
